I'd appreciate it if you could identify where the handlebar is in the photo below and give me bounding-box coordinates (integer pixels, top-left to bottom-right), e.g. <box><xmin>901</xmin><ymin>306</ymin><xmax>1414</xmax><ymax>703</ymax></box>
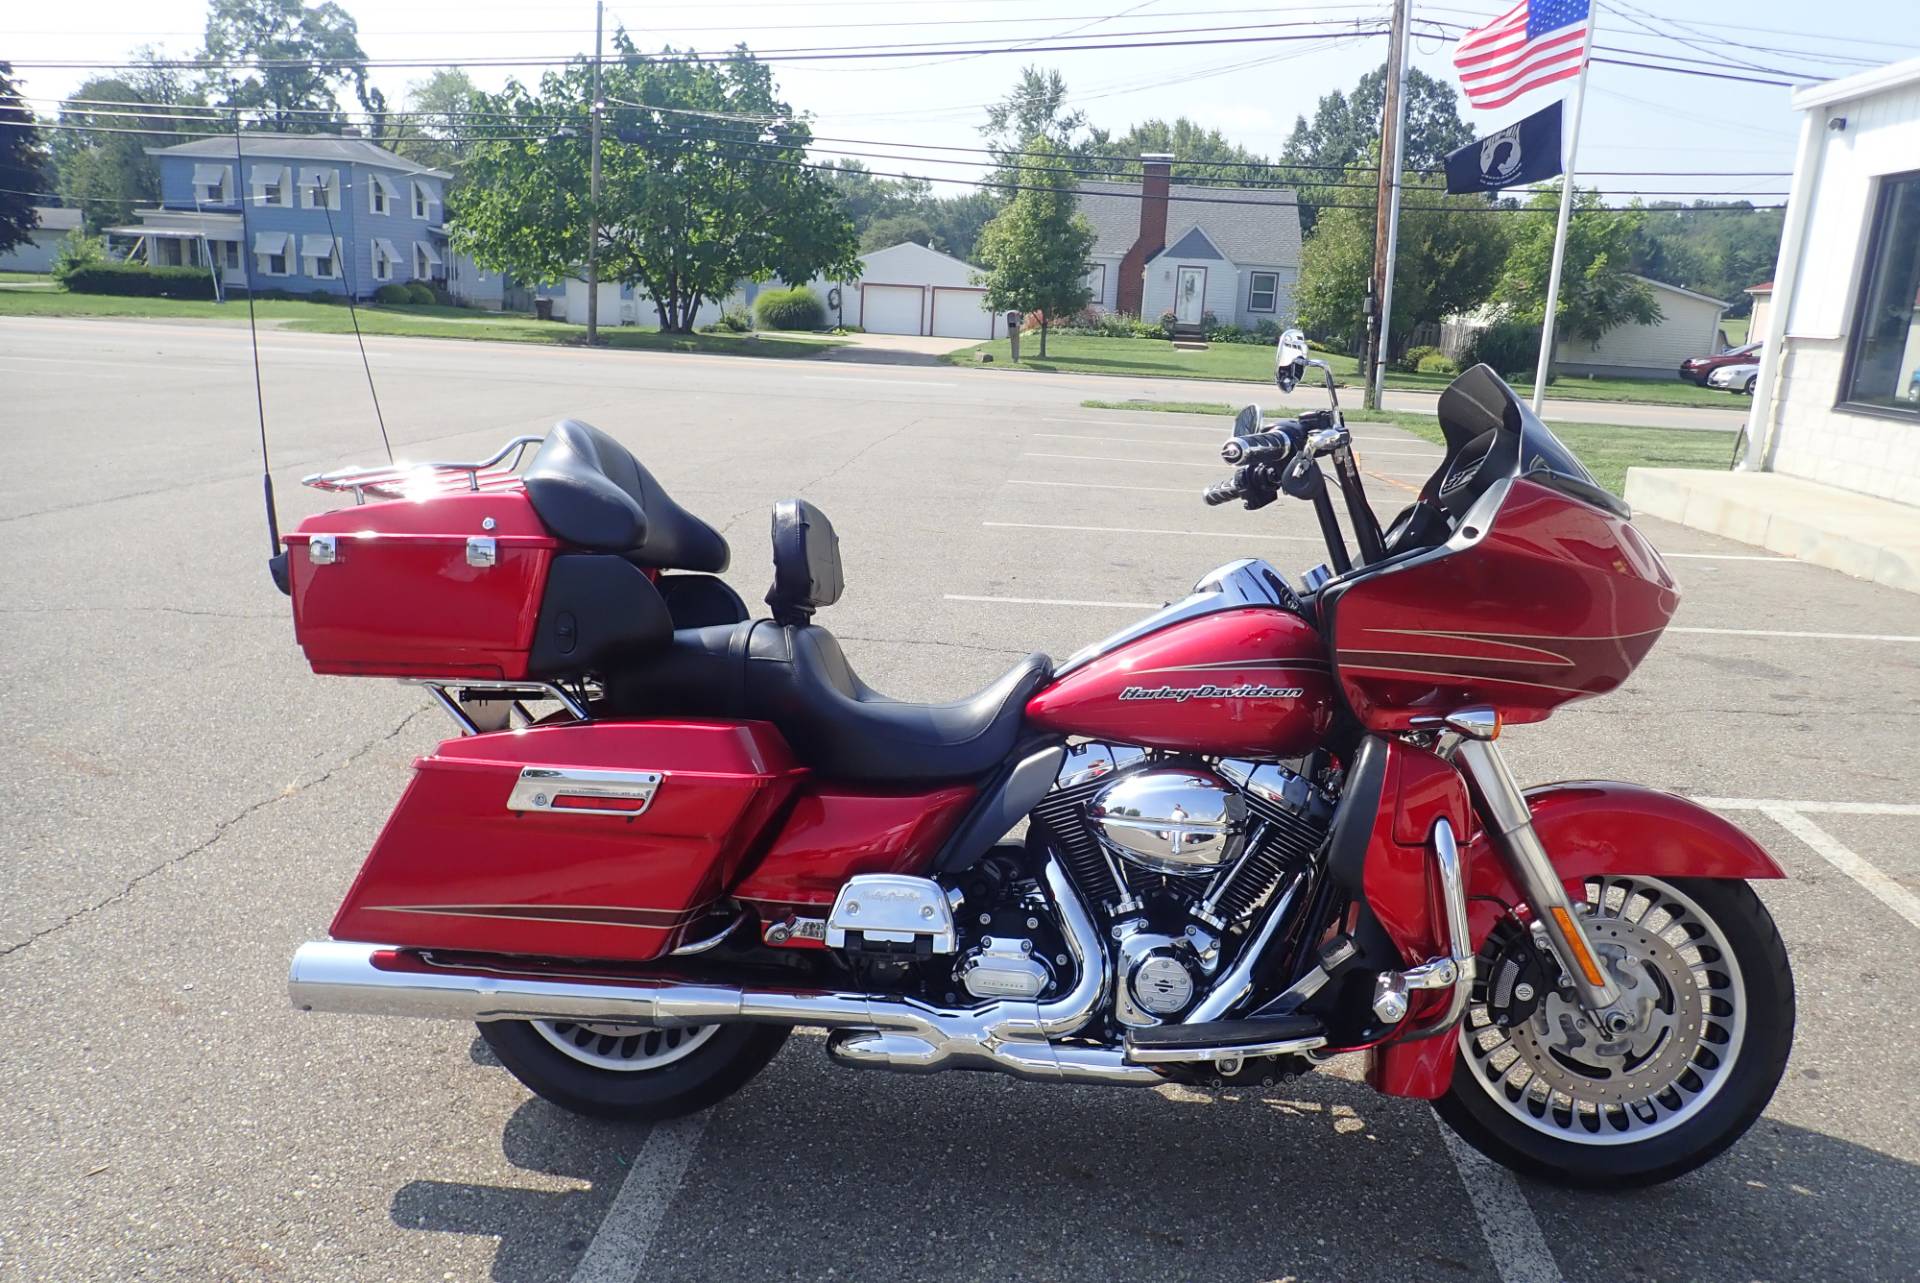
<box><xmin>1220</xmin><ymin>433</ymin><xmax>1294</xmax><ymax>467</ymax></box>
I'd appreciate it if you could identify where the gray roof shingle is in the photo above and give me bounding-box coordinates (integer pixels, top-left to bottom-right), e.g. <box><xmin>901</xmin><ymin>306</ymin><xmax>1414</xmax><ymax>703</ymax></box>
<box><xmin>1076</xmin><ymin>181</ymin><xmax>1300</xmax><ymax>268</ymax></box>
<box><xmin>145</xmin><ymin>133</ymin><xmax>451</xmax><ymax>178</ymax></box>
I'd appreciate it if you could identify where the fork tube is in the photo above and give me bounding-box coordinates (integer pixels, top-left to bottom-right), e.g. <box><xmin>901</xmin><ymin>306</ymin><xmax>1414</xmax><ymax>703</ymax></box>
<box><xmin>1451</xmin><ymin>739</ymin><xmax>1623</xmax><ymax>1014</ymax></box>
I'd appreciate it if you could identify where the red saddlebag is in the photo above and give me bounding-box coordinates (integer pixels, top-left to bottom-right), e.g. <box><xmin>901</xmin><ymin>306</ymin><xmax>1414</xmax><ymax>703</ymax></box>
<box><xmin>330</xmin><ymin>721</ymin><xmax>806</xmax><ymax>962</ymax></box>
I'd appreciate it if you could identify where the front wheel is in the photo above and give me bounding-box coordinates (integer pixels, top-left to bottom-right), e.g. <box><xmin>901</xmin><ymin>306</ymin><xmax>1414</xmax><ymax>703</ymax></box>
<box><xmin>479</xmin><ymin>1019</ymin><xmax>790</xmax><ymax>1121</ymax></box>
<box><xmin>1434</xmin><ymin>876</ymin><xmax>1794</xmax><ymax>1187</ymax></box>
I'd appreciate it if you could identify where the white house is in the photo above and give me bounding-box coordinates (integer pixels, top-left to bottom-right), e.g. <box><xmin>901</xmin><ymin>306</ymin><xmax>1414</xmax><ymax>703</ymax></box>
<box><xmin>1743</xmin><ymin>56</ymin><xmax>1920</xmax><ymax>504</ymax></box>
<box><xmin>777</xmin><ymin>241</ymin><xmax>1000</xmax><ymax>339</ymax></box>
<box><xmin>1554</xmin><ymin>278</ymin><xmax>1730</xmax><ymax>378</ymax></box>
<box><xmin>1076</xmin><ymin>155</ymin><xmax>1302</xmax><ymax>330</ymax></box>
<box><xmin>0</xmin><ymin>206</ymin><xmax>82</xmax><ymax>273</ymax></box>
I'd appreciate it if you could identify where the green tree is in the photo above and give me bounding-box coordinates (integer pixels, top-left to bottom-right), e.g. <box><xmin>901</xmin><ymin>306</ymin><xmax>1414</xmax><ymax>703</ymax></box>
<box><xmin>1281</xmin><ymin>66</ymin><xmax>1474</xmax><ymax>233</ymax></box>
<box><xmin>452</xmin><ymin>39</ymin><xmax>860</xmax><ymax>333</ymax></box>
<box><xmin>0</xmin><ymin>63</ymin><xmax>52</xmax><ymax>256</ymax></box>
<box><xmin>1089</xmin><ymin>117</ymin><xmax>1279</xmax><ymax>187</ymax></box>
<box><xmin>822</xmin><ymin>159</ymin><xmax>929</xmax><ymax>231</ymax></box>
<box><xmin>385</xmin><ymin>67</ymin><xmax>488</xmax><ymax>171</ymax></box>
<box><xmin>54</xmin><ymin>62</ymin><xmax>214</xmax><ymax>231</ymax></box>
<box><xmin>919</xmin><ymin>191</ymin><xmax>999</xmax><ymax>261</ymax></box>
<box><xmin>1295</xmin><ymin>172</ymin><xmax>1509</xmax><ymax>358</ymax></box>
<box><xmin>200</xmin><ymin>0</ymin><xmax>385</xmax><ymax>133</ymax></box>
<box><xmin>1627</xmin><ymin>201</ymin><xmax>1783</xmax><ymax>313</ymax></box>
<box><xmin>860</xmin><ymin>212</ymin><xmax>940</xmax><ymax>253</ymax></box>
<box><xmin>1496</xmin><ymin>186</ymin><xmax>1661</xmax><ymax>370</ymax></box>
<box><xmin>974</xmin><ymin>135</ymin><xmax>1096</xmax><ymax>357</ymax></box>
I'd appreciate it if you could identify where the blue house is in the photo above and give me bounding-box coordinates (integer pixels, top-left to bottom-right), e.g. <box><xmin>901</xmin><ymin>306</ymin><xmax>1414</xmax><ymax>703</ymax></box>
<box><xmin>108</xmin><ymin>133</ymin><xmax>452</xmax><ymax>300</ymax></box>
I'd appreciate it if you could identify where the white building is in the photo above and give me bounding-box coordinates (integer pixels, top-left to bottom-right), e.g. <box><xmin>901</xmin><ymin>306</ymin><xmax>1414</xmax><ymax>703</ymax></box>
<box><xmin>766</xmin><ymin>241</ymin><xmax>1001</xmax><ymax>339</ymax></box>
<box><xmin>1744</xmin><ymin>56</ymin><xmax>1920</xmax><ymax>504</ymax></box>
<box><xmin>1555</xmin><ymin>278</ymin><xmax>1729</xmax><ymax>379</ymax></box>
<box><xmin>0</xmin><ymin>206</ymin><xmax>82</xmax><ymax>273</ymax></box>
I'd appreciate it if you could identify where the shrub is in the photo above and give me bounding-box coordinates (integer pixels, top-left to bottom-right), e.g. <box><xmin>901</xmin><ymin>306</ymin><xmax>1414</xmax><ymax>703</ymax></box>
<box><xmin>60</xmin><ymin>262</ymin><xmax>216</xmax><ymax>299</ymax></box>
<box><xmin>1417</xmin><ymin>352</ymin><xmax>1458</xmax><ymax>376</ymax></box>
<box><xmin>1462</xmin><ymin>320</ymin><xmax>1539</xmax><ymax>379</ymax></box>
<box><xmin>1254</xmin><ymin>319</ymin><xmax>1282</xmax><ymax>342</ymax></box>
<box><xmin>405</xmin><ymin>282</ymin><xmax>436</xmax><ymax>305</ymax></box>
<box><xmin>1157</xmin><ymin>310</ymin><xmax>1178</xmax><ymax>338</ymax></box>
<box><xmin>1307</xmin><ymin>336</ymin><xmax>1337</xmax><ymax>353</ymax></box>
<box><xmin>1399</xmin><ymin>344</ymin><xmax>1443</xmax><ymax>372</ymax></box>
<box><xmin>374</xmin><ymin>283</ymin><xmax>412</xmax><ymax>305</ymax></box>
<box><xmin>712</xmin><ymin>304</ymin><xmax>751</xmax><ymax>333</ymax></box>
<box><xmin>52</xmin><ymin>232</ymin><xmax>108</xmax><ymax>284</ymax></box>
<box><xmin>754</xmin><ymin>285</ymin><xmax>826</xmax><ymax>331</ymax></box>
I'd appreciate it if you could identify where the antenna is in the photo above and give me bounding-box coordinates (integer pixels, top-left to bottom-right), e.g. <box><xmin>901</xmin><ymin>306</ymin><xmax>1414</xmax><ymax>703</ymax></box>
<box><xmin>315</xmin><ymin>175</ymin><xmax>393</xmax><ymax>463</ymax></box>
<box><xmin>232</xmin><ymin>110</ymin><xmax>283</xmax><ymax>581</ymax></box>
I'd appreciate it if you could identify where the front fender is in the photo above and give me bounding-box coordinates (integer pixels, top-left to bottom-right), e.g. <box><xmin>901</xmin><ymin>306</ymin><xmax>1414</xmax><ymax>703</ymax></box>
<box><xmin>1367</xmin><ymin>781</ymin><xmax>1783</xmax><ymax>1101</ymax></box>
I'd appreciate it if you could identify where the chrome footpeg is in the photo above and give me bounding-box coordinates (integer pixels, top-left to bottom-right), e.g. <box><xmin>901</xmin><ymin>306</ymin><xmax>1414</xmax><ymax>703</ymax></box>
<box><xmin>1123</xmin><ymin>1014</ymin><xmax>1326</xmax><ymax>1065</ymax></box>
<box><xmin>825</xmin><ymin>875</ymin><xmax>958</xmax><ymax>954</ymax></box>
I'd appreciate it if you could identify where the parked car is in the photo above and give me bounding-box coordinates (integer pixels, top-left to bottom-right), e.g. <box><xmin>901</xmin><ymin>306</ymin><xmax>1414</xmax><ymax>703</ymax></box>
<box><xmin>1709</xmin><ymin>362</ymin><xmax>1760</xmax><ymax>395</ymax></box>
<box><xmin>1680</xmin><ymin>341</ymin><xmax>1762</xmax><ymax>385</ymax></box>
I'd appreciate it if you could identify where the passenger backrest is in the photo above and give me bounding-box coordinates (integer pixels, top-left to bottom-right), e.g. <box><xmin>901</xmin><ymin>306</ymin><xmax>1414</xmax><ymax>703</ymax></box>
<box><xmin>524</xmin><ymin>419</ymin><xmax>730</xmax><ymax>572</ymax></box>
<box><xmin>766</xmin><ymin>499</ymin><xmax>844</xmax><ymax>625</ymax></box>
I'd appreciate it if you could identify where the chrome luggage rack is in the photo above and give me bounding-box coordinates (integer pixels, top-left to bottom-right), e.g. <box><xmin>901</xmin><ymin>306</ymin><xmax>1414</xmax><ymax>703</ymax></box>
<box><xmin>302</xmin><ymin>435</ymin><xmax>545</xmax><ymax>505</ymax></box>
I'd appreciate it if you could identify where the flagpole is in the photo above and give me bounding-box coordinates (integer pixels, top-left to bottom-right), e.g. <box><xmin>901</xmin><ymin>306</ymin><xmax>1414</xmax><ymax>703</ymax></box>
<box><xmin>1529</xmin><ymin>8</ymin><xmax>1598</xmax><ymax>416</ymax></box>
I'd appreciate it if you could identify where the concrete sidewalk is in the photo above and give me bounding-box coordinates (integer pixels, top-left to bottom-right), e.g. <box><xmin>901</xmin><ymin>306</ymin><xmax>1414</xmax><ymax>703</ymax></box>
<box><xmin>1626</xmin><ymin>467</ymin><xmax>1920</xmax><ymax>594</ymax></box>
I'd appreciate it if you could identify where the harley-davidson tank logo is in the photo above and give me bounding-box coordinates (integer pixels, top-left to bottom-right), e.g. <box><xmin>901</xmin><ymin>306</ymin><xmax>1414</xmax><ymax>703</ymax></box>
<box><xmin>1119</xmin><ymin>682</ymin><xmax>1305</xmax><ymax>702</ymax></box>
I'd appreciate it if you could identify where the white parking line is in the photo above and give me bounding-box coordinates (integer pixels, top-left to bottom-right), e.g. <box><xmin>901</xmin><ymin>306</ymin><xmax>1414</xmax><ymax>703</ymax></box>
<box><xmin>1761</xmin><ymin>807</ymin><xmax>1920</xmax><ymax>932</ymax></box>
<box><xmin>1024</xmin><ymin>452</ymin><xmax>1221</xmax><ymax>468</ymax></box>
<box><xmin>570</xmin><ymin>1112</ymin><xmax>713</xmax><ymax>1283</ymax></box>
<box><xmin>1693</xmin><ymin>798</ymin><xmax>1920</xmax><ymax>815</ymax></box>
<box><xmin>1669</xmin><ymin>625</ymin><xmax>1920</xmax><ymax>643</ymax></box>
<box><xmin>947</xmin><ymin>593</ymin><xmax>1160</xmax><ymax>609</ymax></box>
<box><xmin>983</xmin><ymin>520</ymin><xmax>1317</xmax><ymax>542</ymax></box>
<box><xmin>1007</xmin><ymin>479</ymin><xmax>1198</xmax><ymax>494</ymax></box>
<box><xmin>1437</xmin><ymin>1125</ymin><xmax>1563</xmax><ymax>1283</ymax></box>
<box><xmin>1660</xmin><ymin>552</ymin><xmax>1793</xmax><ymax>562</ymax></box>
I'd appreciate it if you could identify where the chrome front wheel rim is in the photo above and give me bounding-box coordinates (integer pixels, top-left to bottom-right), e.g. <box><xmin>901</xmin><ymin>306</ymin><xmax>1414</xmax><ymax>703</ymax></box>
<box><xmin>530</xmin><ymin>1020</ymin><xmax>721</xmax><ymax>1072</ymax></box>
<box><xmin>1460</xmin><ymin>876</ymin><xmax>1747</xmax><ymax>1145</ymax></box>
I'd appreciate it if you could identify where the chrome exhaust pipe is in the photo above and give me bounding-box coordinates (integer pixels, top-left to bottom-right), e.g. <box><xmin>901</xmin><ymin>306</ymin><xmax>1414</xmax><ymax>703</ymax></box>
<box><xmin>289</xmin><ymin>856</ymin><xmax>1159</xmax><ymax>1087</ymax></box>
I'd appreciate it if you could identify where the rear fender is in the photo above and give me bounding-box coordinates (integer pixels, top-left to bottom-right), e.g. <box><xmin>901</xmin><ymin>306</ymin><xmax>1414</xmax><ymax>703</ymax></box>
<box><xmin>1367</xmin><ymin>780</ymin><xmax>1785</xmax><ymax>1100</ymax></box>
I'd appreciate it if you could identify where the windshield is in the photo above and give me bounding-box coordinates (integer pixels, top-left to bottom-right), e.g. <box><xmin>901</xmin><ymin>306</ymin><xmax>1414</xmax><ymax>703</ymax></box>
<box><xmin>1434</xmin><ymin>364</ymin><xmax>1627</xmax><ymax>519</ymax></box>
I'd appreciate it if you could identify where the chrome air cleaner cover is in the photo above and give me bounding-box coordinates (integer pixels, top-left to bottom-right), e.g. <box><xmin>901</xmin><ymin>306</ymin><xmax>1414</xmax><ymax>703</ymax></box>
<box><xmin>1087</xmin><ymin>766</ymin><xmax>1246</xmax><ymax>875</ymax></box>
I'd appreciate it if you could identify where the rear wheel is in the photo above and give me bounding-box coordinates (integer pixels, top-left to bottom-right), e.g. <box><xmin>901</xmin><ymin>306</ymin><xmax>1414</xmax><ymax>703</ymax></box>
<box><xmin>479</xmin><ymin>1019</ymin><xmax>789</xmax><ymax>1121</ymax></box>
<box><xmin>1435</xmin><ymin>876</ymin><xmax>1793</xmax><ymax>1187</ymax></box>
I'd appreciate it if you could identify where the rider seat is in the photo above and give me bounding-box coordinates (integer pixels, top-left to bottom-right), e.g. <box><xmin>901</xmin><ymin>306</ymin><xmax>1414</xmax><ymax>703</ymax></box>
<box><xmin>609</xmin><ymin>500</ymin><xmax>1051</xmax><ymax>783</ymax></box>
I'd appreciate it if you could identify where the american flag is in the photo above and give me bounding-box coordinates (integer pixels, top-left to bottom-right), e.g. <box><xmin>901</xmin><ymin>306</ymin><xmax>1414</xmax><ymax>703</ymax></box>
<box><xmin>1453</xmin><ymin>0</ymin><xmax>1592</xmax><ymax>111</ymax></box>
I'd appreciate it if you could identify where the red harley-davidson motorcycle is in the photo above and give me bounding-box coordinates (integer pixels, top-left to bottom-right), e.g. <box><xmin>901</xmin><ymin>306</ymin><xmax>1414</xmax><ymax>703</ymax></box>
<box><xmin>280</xmin><ymin>336</ymin><xmax>1794</xmax><ymax>1187</ymax></box>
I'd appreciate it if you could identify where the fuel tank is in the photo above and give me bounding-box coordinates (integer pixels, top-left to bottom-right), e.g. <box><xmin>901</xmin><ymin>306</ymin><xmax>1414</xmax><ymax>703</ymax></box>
<box><xmin>1026</xmin><ymin>607</ymin><xmax>1335</xmax><ymax>757</ymax></box>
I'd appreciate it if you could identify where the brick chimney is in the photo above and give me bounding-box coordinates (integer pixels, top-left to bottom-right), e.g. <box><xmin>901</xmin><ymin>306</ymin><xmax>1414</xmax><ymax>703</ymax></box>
<box><xmin>1116</xmin><ymin>153</ymin><xmax>1172</xmax><ymax>317</ymax></box>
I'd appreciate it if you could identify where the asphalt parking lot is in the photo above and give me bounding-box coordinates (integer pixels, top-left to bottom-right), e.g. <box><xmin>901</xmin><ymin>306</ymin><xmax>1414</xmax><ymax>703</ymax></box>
<box><xmin>3</xmin><ymin>317</ymin><xmax>1917</xmax><ymax>1283</ymax></box>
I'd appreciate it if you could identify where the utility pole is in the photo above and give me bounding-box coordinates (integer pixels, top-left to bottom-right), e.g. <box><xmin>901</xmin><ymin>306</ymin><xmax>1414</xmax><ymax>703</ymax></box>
<box><xmin>1364</xmin><ymin>0</ymin><xmax>1411</xmax><ymax>411</ymax></box>
<box><xmin>586</xmin><ymin>0</ymin><xmax>604</xmax><ymax>345</ymax></box>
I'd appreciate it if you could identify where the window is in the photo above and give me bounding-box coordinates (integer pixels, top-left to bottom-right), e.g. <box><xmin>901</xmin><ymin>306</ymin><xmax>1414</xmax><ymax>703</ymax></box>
<box><xmin>223</xmin><ymin>241</ymin><xmax>241</xmax><ymax>269</ymax></box>
<box><xmin>1840</xmin><ymin>170</ymin><xmax>1920</xmax><ymax>418</ymax></box>
<box><xmin>258</xmin><ymin>166</ymin><xmax>287</xmax><ymax>207</ymax></box>
<box><xmin>373</xmin><ymin>243</ymin><xmax>393</xmax><ymax>282</ymax></box>
<box><xmin>412</xmin><ymin>180</ymin><xmax>431</xmax><ymax>219</ymax></box>
<box><xmin>259</xmin><ymin>252</ymin><xmax>287</xmax><ymax>276</ymax></box>
<box><xmin>370</xmin><ymin>174</ymin><xmax>390</xmax><ymax>215</ymax></box>
<box><xmin>1085</xmin><ymin>263</ymin><xmax>1106</xmax><ymax>305</ymax></box>
<box><xmin>299</xmin><ymin>168</ymin><xmax>340</xmax><ymax>211</ymax></box>
<box><xmin>193</xmin><ymin>164</ymin><xmax>230</xmax><ymax>204</ymax></box>
<box><xmin>1248</xmin><ymin>271</ymin><xmax>1279</xmax><ymax>314</ymax></box>
<box><xmin>414</xmin><ymin>240</ymin><xmax>442</xmax><ymax>279</ymax></box>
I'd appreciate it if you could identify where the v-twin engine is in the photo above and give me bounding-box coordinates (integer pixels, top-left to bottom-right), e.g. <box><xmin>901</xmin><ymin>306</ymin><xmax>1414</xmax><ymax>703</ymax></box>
<box><xmin>1028</xmin><ymin>741</ymin><xmax>1334</xmax><ymax>1028</ymax></box>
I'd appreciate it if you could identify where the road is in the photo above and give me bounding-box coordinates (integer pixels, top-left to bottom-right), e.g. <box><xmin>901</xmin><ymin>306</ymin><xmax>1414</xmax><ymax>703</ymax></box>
<box><xmin>2</xmin><ymin>317</ymin><xmax>1914</xmax><ymax>1283</ymax></box>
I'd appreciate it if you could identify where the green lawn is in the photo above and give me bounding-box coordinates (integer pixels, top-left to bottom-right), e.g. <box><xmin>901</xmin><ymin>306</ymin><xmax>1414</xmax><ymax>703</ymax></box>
<box><xmin>1079</xmin><ymin>398</ymin><xmax>1734</xmax><ymax>496</ymax></box>
<box><xmin>1721</xmin><ymin>315</ymin><xmax>1750</xmax><ymax>345</ymax></box>
<box><xmin>950</xmin><ymin>333</ymin><xmax>1731</xmax><ymax>408</ymax></box>
<box><xmin>0</xmin><ymin>284</ymin><xmax>844</xmax><ymax>358</ymax></box>
<box><xmin>0</xmin><ymin>270</ymin><xmax>52</xmax><ymax>283</ymax></box>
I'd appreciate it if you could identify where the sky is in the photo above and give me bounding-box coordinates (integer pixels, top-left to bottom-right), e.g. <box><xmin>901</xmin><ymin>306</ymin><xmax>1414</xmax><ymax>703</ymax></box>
<box><xmin>10</xmin><ymin>0</ymin><xmax>1918</xmax><ymax>205</ymax></box>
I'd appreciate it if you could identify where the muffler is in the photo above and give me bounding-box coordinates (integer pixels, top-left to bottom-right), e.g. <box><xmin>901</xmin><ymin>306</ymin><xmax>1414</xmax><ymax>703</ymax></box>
<box><xmin>289</xmin><ymin>856</ymin><xmax>1160</xmax><ymax>1087</ymax></box>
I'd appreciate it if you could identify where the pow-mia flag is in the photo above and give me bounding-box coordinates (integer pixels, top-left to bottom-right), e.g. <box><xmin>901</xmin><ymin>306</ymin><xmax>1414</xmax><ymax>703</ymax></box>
<box><xmin>1443</xmin><ymin>102</ymin><xmax>1563</xmax><ymax>194</ymax></box>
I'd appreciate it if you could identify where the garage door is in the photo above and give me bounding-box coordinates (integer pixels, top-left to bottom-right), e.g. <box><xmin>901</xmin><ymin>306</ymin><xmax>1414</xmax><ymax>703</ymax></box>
<box><xmin>930</xmin><ymin>288</ymin><xmax>993</xmax><ymax>339</ymax></box>
<box><xmin>861</xmin><ymin>285</ymin><xmax>923</xmax><ymax>335</ymax></box>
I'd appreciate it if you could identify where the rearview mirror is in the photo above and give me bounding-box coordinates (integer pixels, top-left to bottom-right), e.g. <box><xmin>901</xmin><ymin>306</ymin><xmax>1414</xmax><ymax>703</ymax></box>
<box><xmin>1275</xmin><ymin>327</ymin><xmax>1310</xmax><ymax>392</ymax></box>
<box><xmin>1232</xmin><ymin>404</ymin><xmax>1262</xmax><ymax>437</ymax></box>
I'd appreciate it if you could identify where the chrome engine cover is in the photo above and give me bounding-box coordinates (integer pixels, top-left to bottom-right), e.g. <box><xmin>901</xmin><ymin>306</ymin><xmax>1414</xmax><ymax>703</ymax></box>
<box><xmin>1088</xmin><ymin>766</ymin><xmax>1246</xmax><ymax>875</ymax></box>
